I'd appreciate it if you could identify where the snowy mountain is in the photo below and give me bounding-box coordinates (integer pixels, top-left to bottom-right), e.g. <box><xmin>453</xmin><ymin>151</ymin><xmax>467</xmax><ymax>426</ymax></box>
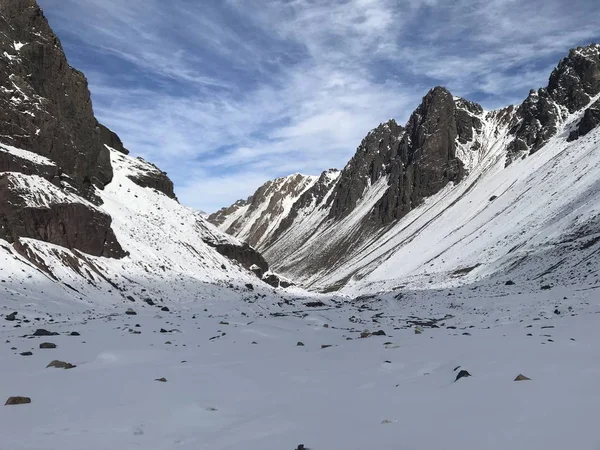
<box><xmin>210</xmin><ymin>44</ymin><xmax>600</xmax><ymax>294</ymax></box>
<box><xmin>2</xmin><ymin>3</ymin><xmax>600</xmax><ymax>449</ymax></box>
<box><xmin>0</xmin><ymin>0</ymin><xmax>278</xmax><ymax>307</ymax></box>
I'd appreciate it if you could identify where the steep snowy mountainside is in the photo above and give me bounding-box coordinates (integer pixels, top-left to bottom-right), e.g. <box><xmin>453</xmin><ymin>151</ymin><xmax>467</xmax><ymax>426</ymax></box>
<box><xmin>210</xmin><ymin>172</ymin><xmax>321</xmax><ymax>248</ymax></box>
<box><xmin>334</xmin><ymin>103</ymin><xmax>600</xmax><ymax>295</ymax></box>
<box><xmin>0</xmin><ymin>142</ymin><xmax>274</xmax><ymax>308</ymax></box>
<box><xmin>0</xmin><ymin>0</ymin><xmax>279</xmax><ymax>306</ymax></box>
<box><xmin>211</xmin><ymin>44</ymin><xmax>600</xmax><ymax>293</ymax></box>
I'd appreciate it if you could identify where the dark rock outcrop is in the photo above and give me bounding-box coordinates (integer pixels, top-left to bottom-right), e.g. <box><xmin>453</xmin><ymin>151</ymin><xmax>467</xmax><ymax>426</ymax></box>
<box><xmin>371</xmin><ymin>87</ymin><xmax>465</xmax><ymax>225</ymax></box>
<box><xmin>0</xmin><ymin>174</ymin><xmax>126</xmax><ymax>258</ymax></box>
<box><xmin>454</xmin><ymin>369</ymin><xmax>471</xmax><ymax>382</ymax></box>
<box><xmin>31</xmin><ymin>329</ymin><xmax>58</xmax><ymax>336</ymax></box>
<box><xmin>126</xmin><ymin>158</ymin><xmax>176</xmax><ymax>199</ymax></box>
<box><xmin>328</xmin><ymin>119</ymin><xmax>405</xmax><ymax>221</ymax></box>
<box><xmin>203</xmin><ymin>240</ymin><xmax>269</xmax><ymax>277</ymax></box>
<box><xmin>0</xmin><ymin>0</ymin><xmax>117</xmax><ymax>193</ymax></box>
<box><xmin>262</xmin><ymin>272</ymin><xmax>294</xmax><ymax>288</ymax></box>
<box><xmin>507</xmin><ymin>44</ymin><xmax>600</xmax><ymax>163</ymax></box>
<box><xmin>514</xmin><ymin>374</ymin><xmax>531</xmax><ymax>381</ymax></box>
<box><xmin>568</xmin><ymin>98</ymin><xmax>600</xmax><ymax>141</ymax></box>
<box><xmin>0</xmin><ymin>146</ymin><xmax>61</xmax><ymax>183</ymax></box>
<box><xmin>98</xmin><ymin>123</ymin><xmax>129</xmax><ymax>155</ymax></box>
<box><xmin>39</xmin><ymin>342</ymin><xmax>56</xmax><ymax>349</ymax></box>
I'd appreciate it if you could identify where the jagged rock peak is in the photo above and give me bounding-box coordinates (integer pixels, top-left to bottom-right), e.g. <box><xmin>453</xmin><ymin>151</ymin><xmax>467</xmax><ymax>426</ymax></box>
<box><xmin>506</xmin><ymin>42</ymin><xmax>600</xmax><ymax>164</ymax></box>
<box><xmin>327</xmin><ymin>119</ymin><xmax>404</xmax><ymax>220</ymax></box>
<box><xmin>370</xmin><ymin>86</ymin><xmax>466</xmax><ymax>225</ymax></box>
<box><xmin>548</xmin><ymin>43</ymin><xmax>600</xmax><ymax>112</ymax></box>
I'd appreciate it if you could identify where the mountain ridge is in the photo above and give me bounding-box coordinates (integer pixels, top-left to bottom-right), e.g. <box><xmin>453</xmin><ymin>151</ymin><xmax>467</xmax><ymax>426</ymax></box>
<box><xmin>209</xmin><ymin>43</ymin><xmax>600</xmax><ymax>293</ymax></box>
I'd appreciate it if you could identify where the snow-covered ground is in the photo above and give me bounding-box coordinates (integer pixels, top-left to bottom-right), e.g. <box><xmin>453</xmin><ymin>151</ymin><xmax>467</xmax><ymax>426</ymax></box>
<box><xmin>1</xmin><ymin>279</ymin><xmax>599</xmax><ymax>450</ymax></box>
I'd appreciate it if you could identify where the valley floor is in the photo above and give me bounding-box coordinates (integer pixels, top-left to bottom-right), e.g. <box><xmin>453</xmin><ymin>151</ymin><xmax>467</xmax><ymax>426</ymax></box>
<box><xmin>1</xmin><ymin>283</ymin><xmax>599</xmax><ymax>450</ymax></box>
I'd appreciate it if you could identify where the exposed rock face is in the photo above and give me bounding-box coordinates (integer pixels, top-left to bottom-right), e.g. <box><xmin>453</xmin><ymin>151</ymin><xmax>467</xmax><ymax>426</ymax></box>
<box><xmin>507</xmin><ymin>44</ymin><xmax>600</xmax><ymax>163</ymax></box>
<box><xmin>371</xmin><ymin>87</ymin><xmax>465</xmax><ymax>225</ymax></box>
<box><xmin>0</xmin><ymin>173</ymin><xmax>126</xmax><ymax>258</ymax></box>
<box><xmin>548</xmin><ymin>45</ymin><xmax>600</xmax><ymax>112</ymax></box>
<box><xmin>5</xmin><ymin>396</ymin><xmax>31</xmax><ymax>405</ymax></box>
<box><xmin>569</xmin><ymin>98</ymin><xmax>600</xmax><ymax>141</ymax></box>
<box><xmin>0</xmin><ymin>0</ymin><xmax>117</xmax><ymax>193</ymax></box>
<box><xmin>270</xmin><ymin>169</ymin><xmax>340</xmax><ymax>243</ymax></box>
<box><xmin>125</xmin><ymin>158</ymin><xmax>176</xmax><ymax>199</ymax></box>
<box><xmin>0</xmin><ymin>0</ymin><xmax>131</xmax><ymax>259</ymax></box>
<box><xmin>0</xmin><ymin>144</ymin><xmax>60</xmax><ymax>182</ymax></box>
<box><xmin>209</xmin><ymin>199</ymin><xmax>249</xmax><ymax>228</ymax></box>
<box><xmin>203</xmin><ymin>240</ymin><xmax>269</xmax><ymax>278</ymax></box>
<box><xmin>98</xmin><ymin>124</ymin><xmax>129</xmax><ymax>155</ymax></box>
<box><xmin>328</xmin><ymin>119</ymin><xmax>404</xmax><ymax>221</ymax></box>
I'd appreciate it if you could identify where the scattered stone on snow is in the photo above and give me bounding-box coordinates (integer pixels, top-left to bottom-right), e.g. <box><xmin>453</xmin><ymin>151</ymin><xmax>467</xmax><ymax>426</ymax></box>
<box><xmin>454</xmin><ymin>369</ymin><xmax>471</xmax><ymax>382</ymax></box>
<box><xmin>46</xmin><ymin>360</ymin><xmax>76</xmax><ymax>369</ymax></box>
<box><xmin>515</xmin><ymin>374</ymin><xmax>531</xmax><ymax>381</ymax></box>
<box><xmin>33</xmin><ymin>329</ymin><xmax>58</xmax><ymax>337</ymax></box>
<box><xmin>5</xmin><ymin>396</ymin><xmax>31</xmax><ymax>406</ymax></box>
<box><xmin>39</xmin><ymin>342</ymin><xmax>56</xmax><ymax>349</ymax></box>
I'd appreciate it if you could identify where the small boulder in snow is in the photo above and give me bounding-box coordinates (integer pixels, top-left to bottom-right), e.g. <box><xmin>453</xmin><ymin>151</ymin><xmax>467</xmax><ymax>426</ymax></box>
<box><xmin>454</xmin><ymin>369</ymin><xmax>471</xmax><ymax>382</ymax></box>
<box><xmin>125</xmin><ymin>309</ymin><xmax>137</xmax><ymax>316</ymax></box>
<box><xmin>33</xmin><ymin>329</ymin><xmax>58</xmax><ymax>337</ymax></box>
<box><xmin>5</xmin><ymin>396</ymin><xmax>31</xmax><ymax>406</ymax></box>
<box><xmin>514</xmin><ymin>374</ymin><xmax>531</xmax><ymax>381</ymax></box>
<box><xmin>39</xmin><ymin>342</ymin><xmax>56</xmax><ymax>349</ymax></box>
<box><xmin>46</xmin><ymin>360</ymin><xmax>76</xmax><ymax>369</ymax></box>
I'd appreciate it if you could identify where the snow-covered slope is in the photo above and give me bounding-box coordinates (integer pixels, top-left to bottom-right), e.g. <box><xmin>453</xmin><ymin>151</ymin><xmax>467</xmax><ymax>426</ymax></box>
<box><xmin>337</xmin><ymin>105</ymin><xmax>600</xmax><ymax>295</ymax></box>
<box><xmin>210</xmin><ymin>173</ymin><xmax>321</xmax><ymax>249</ymax></box>
<box><xmin>211</xmin><ymin>44</ymin><xmax>600</xmax><ymax>295</ymax></box>
<box><xmin>0</xmin><ymin>143</ymin><xmax>274</xmax><ymax>309</ymax></box>
<box><xmin>0</xmin><ymin>0</ymin><xmax>281</xmax><ymax>307</ymax></box>
<box><xmin>3</xmin><ymin>267</ymin><xmax>600</xmax><ymax>450</ymax></box>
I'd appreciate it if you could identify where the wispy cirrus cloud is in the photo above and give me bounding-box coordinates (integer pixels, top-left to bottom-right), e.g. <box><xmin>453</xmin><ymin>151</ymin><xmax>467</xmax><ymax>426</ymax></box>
<box><xmin>38</xmin><ymin>0</ymin><xmax>600</xmax><ymax>212</ymax></box>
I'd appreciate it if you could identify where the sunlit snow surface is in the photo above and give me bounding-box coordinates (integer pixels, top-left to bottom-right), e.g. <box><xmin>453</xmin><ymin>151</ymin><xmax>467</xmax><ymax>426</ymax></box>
<box><xmin>1</xmin><ymin>281</ymin><xmax>599</xmax><ymax>450</ymax></box>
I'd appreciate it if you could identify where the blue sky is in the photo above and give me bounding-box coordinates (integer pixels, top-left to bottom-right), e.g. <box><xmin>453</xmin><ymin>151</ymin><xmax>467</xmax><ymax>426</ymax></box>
<box><xmin>38</xmin><ymin>0</ymin><xmax>600</xmax><ymax>212</ymax></box>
